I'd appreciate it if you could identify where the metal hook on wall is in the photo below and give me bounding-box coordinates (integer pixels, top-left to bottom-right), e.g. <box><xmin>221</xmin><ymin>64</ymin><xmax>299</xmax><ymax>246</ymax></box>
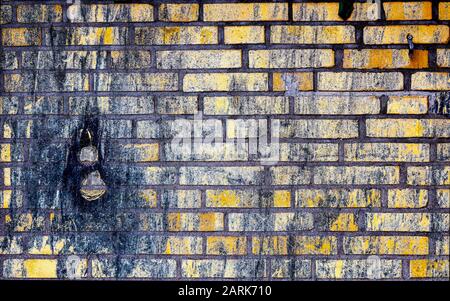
<box><xmin>407</xmin><ymin>34</ymin><xmax>415</xmax><ymax>56</ymax></box>
<box><xmin>338</xmin><ymin>0</ymin><xmax>355</xmax><ymax>20</ymax></box>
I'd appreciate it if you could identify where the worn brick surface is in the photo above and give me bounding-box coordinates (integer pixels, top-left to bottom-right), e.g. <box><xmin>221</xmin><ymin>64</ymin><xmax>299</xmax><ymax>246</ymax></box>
<box><xmin>0</xmin><ymin>0</ymin><xmax>449</xmax><ymax>281</ymax></box>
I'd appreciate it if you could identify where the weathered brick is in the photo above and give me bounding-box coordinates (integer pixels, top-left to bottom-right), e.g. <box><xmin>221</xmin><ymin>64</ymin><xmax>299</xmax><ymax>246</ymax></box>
<box><xmin>432</xmin><ymin>213</ymin><xmax>449</xmax><ymax>232</ymax></box>
<box><xmin>278</xmin><ymin>143</ymin><xmax>338</xmax><ymax>162</ymax></box>
<box><xmin>252</xmin><ymin>236</ymin><xmax>337</xmax><ymax>255</ymax></box>
<box><xmin>206</xmin><ymin>236</ymin><xmax>247</xmax><ymax>255</ymax></box>
<box><xmin>410</xmin><ymin>260</ymin><xmax>449</xmax><ymax>278</ymax></box>
<box><xmin>165</xmin><ymin>141</ymin><xmax>247</xmax><ymax>162</ymax></box>
<box><xmin>4</xmin><ymin>73</ymin><xmax>89</xmax><ymax>92</ymax></box>
<box><xmin>364</xmin><ymin>25</ymin><xmax>449</xmax><ymax>44</ymax></box>
<box><xmin>271</xmin><ymin>25</ymin><xmax>355</xmax><ymax>44</ymax></box>
<box><xmin>439</xmin><ymin>2</ymin><xmax>450</xmax><ymax>20</ymax></box>
<box><xmin>344</xmin><ymin>236</ymin><xmax>428</xmax><ymax>255</ymax></box>
<box><xmin>437</xmin><ymin>49</ymin><xmax>450</xmax><ymax>67</ymax></box>
<box><xmin>161</xmin><ymin>190</ymin><xmax>201</xmax><ymax>208</ymax></box>
<box><xmin>293</xmin><ymin>2</ymin><xmax>431</xmax><ymax>21</ymax></box>
<box><xmin>156</xmin><ymin>96</ymin><xmax>197</xmax><ymax>114</ymax></box>
<box><xmin>69</xmin><ymin>96</ymin><xmax>154</xmax><ymax>115</ymax></box>
<box><xmin>318</xmin><ymin>72</ymin><xmax>403</xmax><ymax>91</ymax></box>
<box><xmin>105</xmin><ymin>143</ymin><xmax>159</xmax><ymax>162</ymax></box>
<box><xmin>224</xmin><ymin>26</ymin><xmax>264</xmax><ymax>44</ymax></box>
<box><xmin>0</xmin><ymin>236</ymin><xmax>23</xmax><ymax>254</ymax></box>
<box><xmin>0</xmin><ymin>143</ymin><xmax>23</xmax><ymax>162</ymax></box>
<box><xmin>181</xmin><ymin>259</ymin><xmax>266</xmax><ymax>279</ymax></box>
<box><xmin>278</xmin><ymin>119</ymin><xmax>358</xmax><ymax>138</ymax></box>
<box><xmin>296</xmin><ymin>189</ymin><xmax>382</xmax><ymax>208</ymax></box>
<box><xmin>204</xmin><ymin>96</ymin><xmax>289</xmax><ymax>115</ymax></box>
<box><xmin>407</xmin><ymin>166</ymin><xmax>449</xmax><ymax>186</ymax></box>
<box><xmin>388</xmin><ymin>189</ymin><xmax>428</xmax><ymax>208</ymax></box>
<box><xmin>437</xmin><ymin>189</ymin><xmax>449</xmax><ymax>208</ymax></box>
<box><xmin>436</xmin><ymin>236</ymin><xmax>449</xmax><ymax>255</ymax></box>
<box><xmin>273</xmin><ymin>72</ymin><xmax>313</xmax><ymax>92</ymax></box>
<box><xmin>313</xmin><ymin>166</ymin><xmax>399</xmax><ymax>185</ymax></box>
<box><xmin>0</xmin><ymin>52</ymin><xmax>18</xmax><ymax>69</ymax></box>
<box><xmin>119</xmin><ymin>235</ymin><xmax>202</xmax><ymax>255</ymax></box>
<box><xmin>204</xmin><ymin>3</ymin><xmax>288</xmax><ymax>21</ymax></box>
<box><xmin>183</xmin><ymin>73</ymin><xmax>268</xmax><ymax>92</ymax></box>
<box><xmin>270</xmin><ymin>166</ymin><xmax>312</xmax><ymax>185</ymax></box>
<box><xmin>367</xmin><ymin>213</ymin><xmax>431</xmax><ymax>232</ymax></box>
<box><xmin>3</xmin><ymin>259</ymin><xmax>57</xmax><ymax>278</ymax></box>
<box><xmin>63</xmin><ymin>27</ymin><xmax>128</xmax><ymax>45</ymax></box>
<box><xmin>344</xmin><ymin>143</ymin><xmax>430</xmax><ymax>162</ymax></box>
<box><xmin>135</xmin><ymin>26</ymin><xmax>217</xmax><ymax>45</ymax></box>
<box><xmin>411</xmin><ymin>72</ymin><xmax>450</xmax><ymax>90</ymax></box>
<box><xmin>93</xmin><ymin>73</ymin><xmax>178</xmax><ymax>91</ymax></box>
<box><xmin>22</xmin><ymin>51</ymin><xmax>104</xmax><ymax>70</ymax></box>
<box><xmin>249</xmin><ymin>49</ymin><xmax>334</xmax><ymax>68</ymax></box>
<box><xmin>366</xmin><ymin>119</ymin><xmax>450</xmax><ymax>138</ymax></box>
<box><xmin>109</xmin><ymin>51</ymin><xmax>152</xmax><ymax>69</ymax></box>
<box><xmin>157</xmin><ymin>50</ymin><xmax>241</xmax><ymax>69</ymax></box>
<box><xmin>294</xmin><ymin>94</ymin><xmax>380</xmax><ymax>115</ymax></box>
<box><xmin>92</xmin><ymin>258</ymin><xmax>176</xmax><ymax>278</ymax></box>
<box><xmin>271</xmin><ymin>259</ymin><xmax>311</xmax><ymax>279</ymax></box>
<box><xmin>343</xmin><ymin>49</ymin><xmax>428</xmax><ymax>69</ymax></box>
<box><xmin>67</xmin><ymin>4</ymin><xmax>153</xmax><ymax>22</ymax></box>
<box><xmin>0</xmin><ymin>97</ymin><xmax>19</xmax><ymax>114</ymax></box>
<box><xmin>5</xmin><ymin>213</ymin><xmax>46</xmax><ymax>232</ymax></box>
<box><xmin>387</xmin><ymin>95</ymin><xmax>428</xmax><ymax>114</ymax></box>
<box><xmin>229</xmin><ymin>212</ymin><xmax>314</xmax><ymax>231</ymax></box>
<box><xmin>0</xmin><ymin>5</ymin><xmax>12</xmax><ymax>24</ymax></box>
<box><xmin>2</xmin><ymin>28</ymin><xmax>41</xmax><ymax>46</ymax></box>
<box><xmin>180</xmin><ymin>167</ymin><xmax>264</xmax><ymax>185</ymax></box>
<box><xmin>17</xmin><ymin>4</ymin><xmax>63</xmax><ymax>22</ymax></box>
<box><xmin>159</xmin><ymin>4</ymin><xmax>199</xmax><ymax>22</ymax></box>
<box><xmin>318</xmin><ymin>213</ymin><xmax>359</xmax><ymax>231</ymax></box>
<box><xmin>316</xmin><ymin>259</ymin><xmax>402</xmax><ymax>279</ymax></box>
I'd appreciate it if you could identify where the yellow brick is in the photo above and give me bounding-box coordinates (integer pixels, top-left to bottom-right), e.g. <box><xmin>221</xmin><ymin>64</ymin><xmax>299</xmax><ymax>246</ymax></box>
<box><xmin>388</xmin><ymin>189</ymin><xmax>428</xmax><ymax>208</ymax></box>
<box><xmin>67</xmin><ymin>27</ymin><xmax>126</xmax><ymax>45</ymax></box>
<box><xmin>224</xmin><ymin>26</ymin><xmax>264</xmax><ymax>44</ymax></box>
<box><xmin>367</xmin><ymin>213</ymin><xmax>430</xmax><ymax>232</ymax></box>
<box><xmin>437</xmin><ymin>189</ymin><xmax>450</xmax><ymax>208</ymax></box>
<box><xmin>366</xmin><ymin>119</ymin><xmax>450</xmax><ymax>138</ymax></box>
<box><xmin>0</xmin><ymin>144</ymin><xmax>11</xmax><ymax>162</ymax></box>
<box><xmin>135</xmin><ymin>26</ymin><xmax>217</xmax><ymax>45</ymax></box>
<box><xmin>167</xmin><ymin>212</ymin><xmax>224</xmax><ymax>231</ymax></box>
<box><xmin>183</xmin><ymin>73</ymin><xmax>268</xmax><ymax>92</ymax></box>
<box><xmin>207</xmin><ymin>236</ymin><xmax>247</xmax><ymax>255</ymax></box>
<box><xmin>344</xmin><ymin>143</ymin><xmax>430</xmax><ymax>162</ymax></box>
<box><xmin>157</xmin><ymin>50</ymin><xmax>241</xmax><ymax>69</ymax></box>
<box><xmin>344</xmin><ymin>236</ymin><xmax>429</xmax><ymax>255</ymax></box>
<box><xmin>2</xmin><ymin>28</ymin><xmax>41</xmax><ymax>46</ymax></box>
<box><xmin>387</xmin><ymin>95</ymin><xmax>428</xmax><ymax>114</ymax></box>
<box><xmin>204</xmin><ymin>96</ymin><xmax>289</xmax><ymax>115</ymax></box>
<box><xmin>204</xmin><ymin>3</ymin><xmax>288</xmax><ymax>21</ymax></box>
<box><xmin>293</xmin><ymin>2</ymin><xmax>431</xmax><ymax>21</ymax></box>
<box><xmin>206</xmin><ymin>190</ymin><xmax>252</xmax><ymax>208</ymax></box>
<box><xmin>273</xmin><ymin>73</ymin><xmax>313</xmax><ymax>91</ymax></box>
<box><xmin>343</xmin><ymin>49</ymin><xmax>428</xmax><ymax>69</ymax></box>
<box><xmin>437</xmin><ymin>49</ymin><xmax>450</xmax><ymax>67</ymax></box>
<box><xmin>410</xmin><ymin>260</ymin><xmax>449</xmax><ymax>278</ymax></box>
<box><xmin>123</xmin><ymin>143</ymin><xmax>159</xmax><ymax>162</ymax></box>
<box><xmin>24</xmin><ymin>259</ymin><xmax>57</xmax><ymax>278</ymax></box>
<box><xmin>250</xmin><ymin>49</ymin><xmax>334</xmax><ymax>68</ymax></box>
<box><xmin>411</xmin><ymin>72</ymin><xmax>450</xmax><ymax>91</ymax></box>
<box><xmin>296</xmin><ymin>189</ymin><xmax>382</xmax><ymax>208</ymax></box>
<box><xmin>436</xmin><ymin>236</ymin><xmax>449</xmax><ymax>255</ymax></box>
<box><xmin>164</xmin><ymin>237</ymin><xmax>202</xmax><ymax>255</ymax></box>
<box><xmin>159</xmin><ymin>4</ymin><xmax>199</xmax><ymax>22</ymax></box>
<box><xmin>364</xmin><ymin>25</ymin><xmax>449</xmax><ymax>44</ymax></box>
<box><xmin>318</xmin><ymin>72</ymin><xmax>403</xmax><ymax>91</ymax></box>
<box><xmin>439</xmin><ymin>2</ymin><xmax>450</xmax><ymax>20</ymax></box>
<box><xmin>383</xmin><ymin>2</ymin><xmax>432</xmax><ymax>20</ymax></box>
<box><xmin>329</xmin><ymin>214</ymin><xmax>358</xmax><ymax>231</ymax></box>
<box><xmin>295</xmin><ymin>94</ymin><xmax>379</xmax><ymax>115</ymax></box>
<box><xmin>271</xmin><ymin>25</ymin><xmax>355</xmax><ymax>44</ymax></box>
<box><xmin>252</xmin><ymin>236</ymin><xmax>337</xmax><ymax>255</ymax></box>
<box><xmin>273</xmin><ymin>191</ymin><xmax>291</xmax><ymax>208</ymax></box>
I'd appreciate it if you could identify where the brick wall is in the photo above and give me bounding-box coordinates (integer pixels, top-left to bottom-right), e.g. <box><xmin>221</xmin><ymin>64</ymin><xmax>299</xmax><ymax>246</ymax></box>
<box><xmin>0</xmin><ymin>0</ymin><xmax>449</xmax><ymax>280</ymax></box>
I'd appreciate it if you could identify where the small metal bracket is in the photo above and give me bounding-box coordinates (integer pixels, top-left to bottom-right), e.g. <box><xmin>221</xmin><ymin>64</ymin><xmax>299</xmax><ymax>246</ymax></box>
<box><xmin>407</xmin><ymin>34</ymin><xmax>415</xmax><ymax>56</ymax></box>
